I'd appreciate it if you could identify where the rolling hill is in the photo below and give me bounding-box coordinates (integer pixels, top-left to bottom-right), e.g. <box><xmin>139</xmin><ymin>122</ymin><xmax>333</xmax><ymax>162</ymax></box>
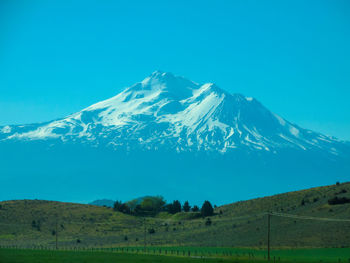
<box><xmin>0</xmin><ymin>182</ymin><xmax>349</xmax><ymax>249</ymax></box>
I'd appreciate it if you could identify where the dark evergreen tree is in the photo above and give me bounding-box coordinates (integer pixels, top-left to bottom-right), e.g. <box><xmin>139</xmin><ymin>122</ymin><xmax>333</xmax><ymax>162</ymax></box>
<box><xmin>163</xmin><ymin>203</ymin><xmax>174</xmax><ymax>213</ymax></box>
<box><xmin>120</xmin><ymin>203</ymin><xmax>131</xmax><ymax>214</ymax></box>
<box><xmin>113</xmin><ymin>201</ymin><xmax>123</xmax><ymax>212</ymax></box>
<box><xmin>183</xmin><ymin>201</ymin><xmax>191</xmax><ymax>212</ymax></box>
<box><xmin>201</xmin><ymin>200</ymin><xmax>214</xmax><ymax>216</ymax></box>
<box><xmin>192</xmin><ymin>205</ymin><xmax>199</xmax><ymax>212</ymax></box>
<box><xmin>172</xmin><ymin>200</ymin><xmax>182</xmax><ymax>214</ymax></box>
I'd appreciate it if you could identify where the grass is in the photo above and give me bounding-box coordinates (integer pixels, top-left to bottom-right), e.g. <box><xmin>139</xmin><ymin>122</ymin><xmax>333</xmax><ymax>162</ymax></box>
<box><xmin>1</xmin><ymin>247</ymin><xmax>350</xmax><ymax>263</ymax></box>
<box><xmin>0</xmin><ymin>249</ymin><xmax>229</xmax><ymax>263</ymax></box>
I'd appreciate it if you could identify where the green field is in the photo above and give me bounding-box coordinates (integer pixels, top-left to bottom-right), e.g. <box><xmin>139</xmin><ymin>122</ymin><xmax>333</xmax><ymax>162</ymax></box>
<box><xmin>1</xmin><ymin>247</ymin><xmax>350</xmax><ymax>263</ymax></box>
<box><xmin>0</xmin><ymin>249</ymin><xmax>226</xmax><ymax>263</ymax></box>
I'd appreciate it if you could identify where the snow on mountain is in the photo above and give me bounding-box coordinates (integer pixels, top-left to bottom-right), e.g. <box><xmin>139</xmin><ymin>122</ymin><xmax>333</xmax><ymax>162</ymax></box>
<box><xmin>0</xmin><ymin>71</ymin><xmax>345</xmax><ymax>155</ymax></box>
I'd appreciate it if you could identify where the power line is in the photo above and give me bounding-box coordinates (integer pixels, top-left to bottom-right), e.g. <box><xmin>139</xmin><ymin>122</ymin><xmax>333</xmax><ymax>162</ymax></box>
<box><xmin>270</xmin><ymin>212</ymin><xmax>350</xmax><ymax>222</ymax></box>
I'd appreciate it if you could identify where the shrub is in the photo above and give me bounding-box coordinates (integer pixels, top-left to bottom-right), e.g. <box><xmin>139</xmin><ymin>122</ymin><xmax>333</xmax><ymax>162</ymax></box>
<box><xmin>205</xmin><ymin>218</ymin><xmax>212</xmax><ymax>226</ymax></box>
<box><xmin>31</xmin><ymin>220</ymin><xmax>41</xmax><ymax>231</ymax></box>
<box><xmin>328</xmin><ymin>197</ymin><xmax>350</xmax><ymax>205</ymax></box>
<box><xmin>192</xmin><ymin>205</ymin><xmax>199</xmax><ymax>212</ymax></box>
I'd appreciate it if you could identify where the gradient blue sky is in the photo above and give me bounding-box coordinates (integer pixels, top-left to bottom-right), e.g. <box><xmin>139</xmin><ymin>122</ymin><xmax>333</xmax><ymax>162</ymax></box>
<box><xmin>1</xmin><ymin>0</ymin><xmax>349</xmax><ymax>140</ymax></box>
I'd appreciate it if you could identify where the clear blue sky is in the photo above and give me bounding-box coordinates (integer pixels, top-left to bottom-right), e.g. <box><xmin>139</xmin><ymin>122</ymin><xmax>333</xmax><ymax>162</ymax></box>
<box><xmin>1</xmin><ymin>0</ymin><xmax>349</xmax><ymax>140</ymax></box>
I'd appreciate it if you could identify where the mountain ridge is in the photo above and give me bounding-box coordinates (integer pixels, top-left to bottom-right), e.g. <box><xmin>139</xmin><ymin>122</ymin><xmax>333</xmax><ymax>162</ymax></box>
<box><xmin>0</xmin><ymin>71</ymin><xmax>347</xmax><ymax>156</ymax></box>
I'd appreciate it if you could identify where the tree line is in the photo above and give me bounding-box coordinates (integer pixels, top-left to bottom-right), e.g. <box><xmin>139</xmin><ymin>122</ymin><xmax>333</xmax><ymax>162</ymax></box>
<box><xmin>113</xmin><ymin>196</ymin><xmax>215</xmax><ymax>217</ymax></box>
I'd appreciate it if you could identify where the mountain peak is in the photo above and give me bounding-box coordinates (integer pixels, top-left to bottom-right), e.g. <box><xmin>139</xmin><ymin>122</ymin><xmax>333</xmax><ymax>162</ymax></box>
<box><xmin>136</xmin><ymin>71</ymin><xmax>197</xmax><ymax>99</ymax></box>
<box><xmin>142</xmin><ymin>70</ymin><xmax>176</xmax><ymax>84</ymax></box>
<box><xmin>150</xmin><ymin>70</ymin><xmax>173</xmax><ymax>78</ymax></box>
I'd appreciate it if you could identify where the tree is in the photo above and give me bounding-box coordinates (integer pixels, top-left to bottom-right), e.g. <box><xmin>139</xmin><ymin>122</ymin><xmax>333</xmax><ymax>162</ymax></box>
<box><xmin>164</xmin><ymin>200</ymin><xmax>182</xmax><ymax>214</ymax></box>
<box><xmin>113</xmin><ymin>201</ymin><xmax>123</xmax><ymax>212</ymax></box>
<box><xmin>119</xmin><ymin>203</ymin><xmax>131</xmax><ymax>214</ymax></box>
<box><xmin>140</xmin><ymin>196</ymin><xmax>166</xmax><ymax>215</ymax></box>
<box><xmin>114</xmin><ymin>201</ymin><xmax>131</xmax><ymax>214</ymax></box>
<box><xmin>171</xmin><ymin>200</ymin><xmax>182</xmax><ymax>214</ymax></box>
<box><xmin>201</xmin><ymin>201</ymin><xmax>214</xmax><ymax>217</ymax></box>
<box><xmin>183</xmin><ymin>201</ymin><xmax>191</xmax><ymax>212</ymax></box>
<box><xmin>122</xmin><ymin>196</ymin><xmax>166</xmax><ymax>216</ymax></box>
<box><xmin>192</xmin><ymin>205</ymin><xmax>199</xmax><ymax>212</ymax></box>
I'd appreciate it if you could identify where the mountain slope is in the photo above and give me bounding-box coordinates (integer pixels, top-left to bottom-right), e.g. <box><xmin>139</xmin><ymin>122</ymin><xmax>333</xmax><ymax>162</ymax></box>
<box><xmin>0</xmin><ymin>71</ymin><xmax>347</xmax><ymax>155</ymax></box>
<box><xmin>0</xmin><ymin>71</ymin><xmax>349</xmax><ymax>203</ymax></box>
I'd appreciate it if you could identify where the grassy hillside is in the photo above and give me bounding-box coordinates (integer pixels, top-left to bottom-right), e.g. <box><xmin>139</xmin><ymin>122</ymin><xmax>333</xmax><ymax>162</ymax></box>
<box><xmin>0</xmin><ymin>182</ymin><xmax>349</xmax><ymax>249</ymax></box>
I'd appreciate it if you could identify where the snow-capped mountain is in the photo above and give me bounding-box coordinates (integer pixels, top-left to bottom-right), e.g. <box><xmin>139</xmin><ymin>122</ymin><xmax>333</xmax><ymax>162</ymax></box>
<box><xmin>0</xmin><ymin>71</ymin><xmax>346</xmax><ymax>156</ymax></box>
<box><xmin>1</xmin><ymin>71</ymin><xmax>349</xmax><ymax>204</ymax></box>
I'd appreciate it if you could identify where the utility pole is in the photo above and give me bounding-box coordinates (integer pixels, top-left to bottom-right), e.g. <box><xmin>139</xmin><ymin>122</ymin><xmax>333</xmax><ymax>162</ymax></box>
<box><xmin>143</xmin><ymin>217</ymin><xmax>146</xmax><ymax>252</ymax></box>
<box><xmin>55</xmin><ymin>217</ymin><xmax>58</xmax><ymax>250</ymax></box>
<box><xmin>267</xmin><ymin>212</ymin><xmax>271</xmax><ymax>261</ymax></box>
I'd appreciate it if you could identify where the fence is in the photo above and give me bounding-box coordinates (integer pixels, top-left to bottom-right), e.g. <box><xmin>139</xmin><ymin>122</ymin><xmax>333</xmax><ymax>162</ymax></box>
<box><xmin>1</xmin><ymin>211</ymin><xmax>350</xmax><ymax>262</ymax></box>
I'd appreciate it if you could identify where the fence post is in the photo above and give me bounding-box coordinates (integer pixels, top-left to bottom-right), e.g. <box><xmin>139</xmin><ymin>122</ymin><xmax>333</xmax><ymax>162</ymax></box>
<box><xmin>267</xmin><ymin>212</ymin><xmax>271</xmax><ymax>261</ymax></box>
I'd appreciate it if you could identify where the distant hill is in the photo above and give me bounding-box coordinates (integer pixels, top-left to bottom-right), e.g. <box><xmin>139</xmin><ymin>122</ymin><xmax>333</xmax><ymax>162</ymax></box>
<box><xmin>0</xmin><ymin>182</ymin><xmax>349</xmax><ymax>248</ymax></box>
<box><xmin>89</xmin><ymin>199</ymin><xmax>115</xmax><ymax>208</ymax></box>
